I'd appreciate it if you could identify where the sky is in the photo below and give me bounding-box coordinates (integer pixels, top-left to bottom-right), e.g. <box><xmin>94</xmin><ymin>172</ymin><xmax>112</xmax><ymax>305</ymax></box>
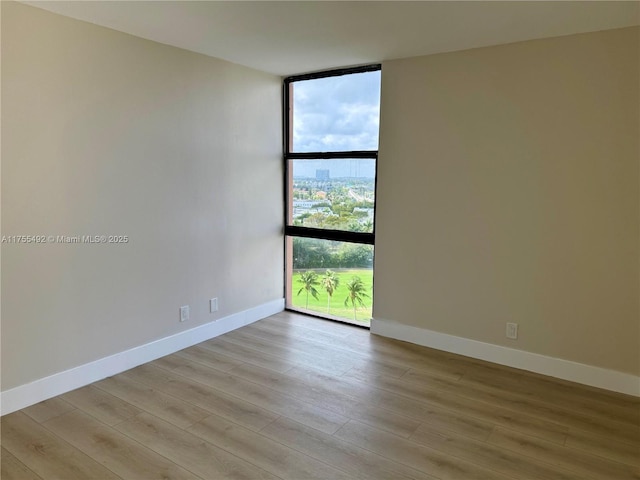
<box><xmin>292</xmin><ymin>70</ymin><xmax>381</xmax><ymax>153</ymax></box>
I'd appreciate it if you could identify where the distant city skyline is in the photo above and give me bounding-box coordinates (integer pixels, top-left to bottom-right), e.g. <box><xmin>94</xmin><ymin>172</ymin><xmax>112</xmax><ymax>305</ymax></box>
<box><xmin>293</xmin><ymin>159</ymin><xmax>376</xmax><ymax>179</ymax></box>
<box><xmin>316</xmin><ymin>169</ymin><xmax>330</xmax><ymax>181</ymax></box>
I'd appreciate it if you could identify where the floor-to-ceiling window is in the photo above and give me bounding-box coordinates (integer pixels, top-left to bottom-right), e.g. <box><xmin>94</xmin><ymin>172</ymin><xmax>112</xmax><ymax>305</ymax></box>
<box><xmin>284</xmin><ymin>65</ymin><xmax>381</xmax><ymax>327</ymax></box>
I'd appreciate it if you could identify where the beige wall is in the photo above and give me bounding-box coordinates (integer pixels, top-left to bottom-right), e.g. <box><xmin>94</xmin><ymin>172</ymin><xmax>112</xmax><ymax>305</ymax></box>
<box><xmin>375</xmin><ymin>27</ymin><xmax>639</xmax><ymax>375</ymax></box>
<box><xmin>1</xmin><ymin>2</ymin><xmax>283</xmax><ymax>390</ymax></box>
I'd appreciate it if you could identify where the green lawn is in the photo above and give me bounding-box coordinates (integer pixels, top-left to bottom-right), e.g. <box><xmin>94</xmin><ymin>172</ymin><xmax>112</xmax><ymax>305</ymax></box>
<box><xmin>291</xmin><ymin>269</ymin><xmax>373</xmax><ymax>326</ymax></box>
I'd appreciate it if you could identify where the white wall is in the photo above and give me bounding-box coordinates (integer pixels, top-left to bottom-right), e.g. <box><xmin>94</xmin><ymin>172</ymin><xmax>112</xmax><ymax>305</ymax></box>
<box><xmin>1</xmin><ymin>2</ymin><xmax>283</xmax><ymax>391</ymax></box>
<box><xmin>375</xmin><ymin>27</ymin><xmax>639</xmax><ymax>376</ymax></box>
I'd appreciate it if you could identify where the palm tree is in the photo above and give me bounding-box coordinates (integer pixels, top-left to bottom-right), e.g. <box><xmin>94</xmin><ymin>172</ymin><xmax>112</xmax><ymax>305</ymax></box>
<box><xmin>362</xmin><ymin>219</ymin><xmax>374</xmax><ymax>233</ymax></box>
<box><xmin>344</xmin><ymin>276</ymin><xmax>370</xmax><ymax>321</ymax></box>
<box><xmin>297</xmin><ymin>271</ymin><xmax>320</xmax><ymax>309</ymax></box>
<box><xmin>321</xmin><ymin>270</ymin><xmax>340</xmax><ymax>314</ymax></box>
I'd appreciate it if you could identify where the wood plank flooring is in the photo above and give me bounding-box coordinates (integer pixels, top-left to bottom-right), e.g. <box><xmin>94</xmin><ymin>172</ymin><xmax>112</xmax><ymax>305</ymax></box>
<box><xmin>2</xmin><ymin>311</ymin><xmax>639</xmax><ymax>480</ymax></box>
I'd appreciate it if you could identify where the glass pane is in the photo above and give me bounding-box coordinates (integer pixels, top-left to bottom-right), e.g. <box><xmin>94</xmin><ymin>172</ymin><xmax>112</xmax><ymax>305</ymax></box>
<box><xmin>291</xmin><ymin>70</ymin><xmax>381</xmax><ymax>152</ymax></box>
<box><xmin>286</xmin><ymin>237</ymin><xmax>373</xmax><ymax>326</ymax></box>
<box><xmin>288</xmin><ymin>159</ymin><xmax>375</xmax><ymax>233</ymax></box>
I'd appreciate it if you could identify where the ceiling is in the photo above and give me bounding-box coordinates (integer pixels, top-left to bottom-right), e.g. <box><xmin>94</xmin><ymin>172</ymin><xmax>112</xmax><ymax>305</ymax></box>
<box><xmin>25</xmin><ymin>1</ymin><xmax>640</xmax><ymax>76</ymax></box>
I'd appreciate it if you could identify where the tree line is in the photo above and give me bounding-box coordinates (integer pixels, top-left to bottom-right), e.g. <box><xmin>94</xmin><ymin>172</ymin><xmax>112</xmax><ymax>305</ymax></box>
<box><xmin>292</xmin><ymin>237</ymin><xmax>373</xmax><ymax>270</ymax></box>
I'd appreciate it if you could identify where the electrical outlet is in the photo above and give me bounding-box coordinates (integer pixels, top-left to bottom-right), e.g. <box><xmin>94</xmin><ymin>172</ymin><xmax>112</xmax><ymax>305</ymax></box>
<box><xmin>179</xmin><ymin>305</ymin><xmax>189</xmax><ymax>322</ymax></box>
<box><xmin>210</xmin><ymin>298</ymin><xmax>218</xmax><ymax>313</ymax></box>
<box><xmin>506</xmin><ymin>322</ymin><xmax>518</xmax><ymax>339</ymax></box>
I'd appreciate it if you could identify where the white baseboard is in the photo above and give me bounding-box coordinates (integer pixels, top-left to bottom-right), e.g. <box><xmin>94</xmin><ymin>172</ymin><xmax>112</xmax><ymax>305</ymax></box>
<box><xmin>1</xmin><ymin>299</ymin><xmax>284</xmax><ymax>416</ymax></box>
<box><xmin>371</xmin><ymin>318</ymin><xmax>640</xmax><ymax>397</ymax></box>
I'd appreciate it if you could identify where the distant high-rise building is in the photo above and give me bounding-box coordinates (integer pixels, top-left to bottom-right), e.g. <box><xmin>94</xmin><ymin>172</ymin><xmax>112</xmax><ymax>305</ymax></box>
<box><xmin>316</xmin><ymin>169</ymin><xmax>330</xmax><ymax>181</ymax></box>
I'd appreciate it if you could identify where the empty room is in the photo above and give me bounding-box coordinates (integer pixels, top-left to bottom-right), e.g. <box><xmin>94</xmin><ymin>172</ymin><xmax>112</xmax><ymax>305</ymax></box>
<box><xmin>1</xmin><ymin>1</ymin><xmax>639</xmax><ymax>479</ymax></box>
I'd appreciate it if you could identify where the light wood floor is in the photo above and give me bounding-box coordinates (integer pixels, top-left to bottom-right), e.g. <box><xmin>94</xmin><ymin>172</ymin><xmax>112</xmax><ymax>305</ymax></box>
<box><xmin>2</xmin><ymin>312</ymin><xmax>639</xmax><ymax>480</ymax></box>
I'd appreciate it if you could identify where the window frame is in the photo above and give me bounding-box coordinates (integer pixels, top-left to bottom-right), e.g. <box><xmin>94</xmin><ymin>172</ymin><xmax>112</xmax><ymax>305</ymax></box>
<box><xmin>283</xmin><ymin>64</ymin><xmax>381</xmax><ymax>246</ymax></box>
<box><xmin>283</xmin><ymin>65</ymin><xmax>381</xmax><ymax>324</ymax></box>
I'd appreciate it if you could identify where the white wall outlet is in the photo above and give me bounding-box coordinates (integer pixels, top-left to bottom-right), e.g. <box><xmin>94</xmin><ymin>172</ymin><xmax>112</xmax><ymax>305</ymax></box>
<box><xmin>179</xmin><ymin>305</ymin><xmax>189</xmax><ymax>322</ymax></box>
<box><xmin>210</xmin><ymin>298</ymin><xmax>218</xmax><ymax>313</ymax></box>
<box><xmin>506</xmin><ymin>322</ymin><xmax>518</xmax><ymax>339</ymax></box>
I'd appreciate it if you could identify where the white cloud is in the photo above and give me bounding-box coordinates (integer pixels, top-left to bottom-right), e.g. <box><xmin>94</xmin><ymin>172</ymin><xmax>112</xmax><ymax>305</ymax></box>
<box><xmin>292</xmin><ymin>70</ymin><xmax>381</xmax><ymax>152</ymax></box>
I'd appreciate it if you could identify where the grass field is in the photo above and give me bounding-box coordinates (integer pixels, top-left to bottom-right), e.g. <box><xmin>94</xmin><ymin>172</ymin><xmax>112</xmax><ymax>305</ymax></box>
<box><xmin>290</xmin><ymin>269</ymin><xmax>373</xmax><ymax>326</ymax></box>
